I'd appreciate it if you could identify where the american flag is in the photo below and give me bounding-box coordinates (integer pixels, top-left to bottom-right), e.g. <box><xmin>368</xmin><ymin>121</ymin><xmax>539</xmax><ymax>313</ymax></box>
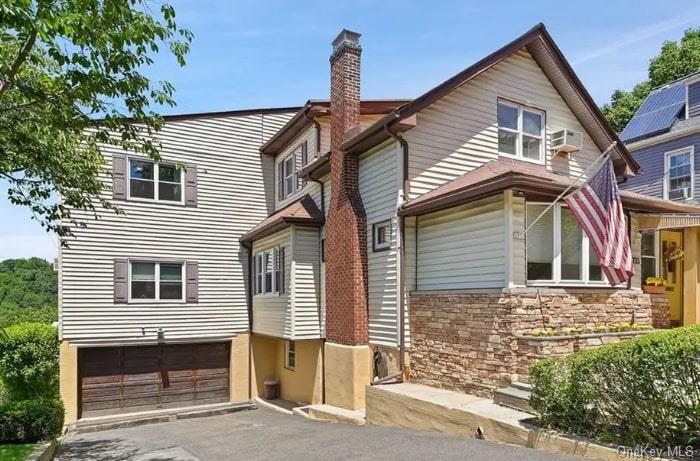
<box><xmin>563</xmin><ymin>158</ymin><xmax>633</xmax><ymax>286</ymax></box>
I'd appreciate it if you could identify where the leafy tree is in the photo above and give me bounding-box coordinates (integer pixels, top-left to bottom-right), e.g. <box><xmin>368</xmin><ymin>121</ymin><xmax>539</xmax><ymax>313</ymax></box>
<box><xmin>602</xmin><ymin>28</ymin><xmax>700</xmax><ymax>133</ymax></box>
<box><xmin>0</xmin><ymin>0</ymin><xmax>192</xmax><ymax>239</ymax></box>
<box><xmin>0</xmin><ymin>258</ymin><xmax>57</xmax><ymax>327</ymax></box>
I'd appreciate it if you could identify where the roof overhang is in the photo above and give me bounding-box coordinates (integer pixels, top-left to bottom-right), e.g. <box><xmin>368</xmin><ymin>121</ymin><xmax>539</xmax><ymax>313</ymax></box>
<box><xmin>398</xmin><ymin>159</ymin><xmax>700</xmax><ymax>218</ymax></box>
<box><xmin>261</xmin><ymin>99</ymin><xmax>411</xmax><ymax>157</ymax></box>
<box><xmin>240</xmin><ymin>195</ymin><xmax>324</xmax><ymax>245</ymax></box>
<box><xmin>298</xmin><ymin>151</ymin><xmax>331</xmax><ymax>180</ymax></box>
<box><xmin>637</xmin><ymin>214</ymin><xmax>700</xmax><ymax>231</ymax></box>
<box><xmin>341</xmin><ymin>23</ymin><xmax>639</xmax><ymax>177</ymax></box>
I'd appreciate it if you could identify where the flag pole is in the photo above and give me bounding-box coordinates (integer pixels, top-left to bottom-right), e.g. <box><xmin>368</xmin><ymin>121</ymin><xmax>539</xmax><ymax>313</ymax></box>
<box><xmin>523</xmin><ymin>141</ymin><xmax>618</xmax><ymax>235</ymax></box>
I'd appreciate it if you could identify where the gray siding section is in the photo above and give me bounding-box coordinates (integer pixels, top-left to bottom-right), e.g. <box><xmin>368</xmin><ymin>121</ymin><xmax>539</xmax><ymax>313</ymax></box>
<box><xmin>416</xmin><ymin>196</ymin><xmax>506</xmax><ymax>290</ymax></box>
<box><xmin>292</xmin><ymin>226</ymin><xmax>322</xmax><ymax>339</ymax></box>
<box><xmin>59</xmin><ymin>112</ymin><xmax>293</xmax><ymax>345</ymax></box>
<box><xmin>620</xmin><ymin>131</ymin><xmax>700</xmax><ymax>200</ymax></box>
<box><xmin>359</xmin><ymin>141</ymin><xmax>401</xmax><ymax>347</ymax></box>
<box><xmin>689</xmin><ymin>81</ymin><xmax>700</xmax><ymax>118</ymax></box>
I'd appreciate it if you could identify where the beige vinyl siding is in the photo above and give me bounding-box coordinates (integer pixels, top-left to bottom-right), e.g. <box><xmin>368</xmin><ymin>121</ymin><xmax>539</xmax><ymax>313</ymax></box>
<box><xmin>359</xmin><ymin>141</ymin><xmax>401</xmax><ymax>347</ymax></box>
<box><xmin>292</xmin><ymin>226</ymin><xmax>322</xmax><ymax>339</ymax></box>
<box><xmin>511</xmin><ymin>195</ymin><xmax>527</xmax><ymax>287</ymax></box>
<box><xmin>59</xmin><ymin>112</ymin><xmax>293</xmax><ymax>345</ymax></box>
<box><xmin>405</xmin><ymin>49</ymin><xmax>603</xmax><ymax>200</ymax></box>
<box><xmin>252</xmin><ymin>229</ymin><xmax>292</xmax><ymax>338</ymax></box>
<box><xmin>317</xmin><ymin>114</ymin><xmax>387</xmax><ymax>153</ymax></box>
<box><xmin>416</xmin><ymin>195</ymin><xmax>506</xmax><ymax>290</ymax></box>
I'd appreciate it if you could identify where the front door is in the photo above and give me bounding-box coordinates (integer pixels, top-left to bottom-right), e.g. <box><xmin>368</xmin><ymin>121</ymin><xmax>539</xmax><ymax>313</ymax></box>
<box><xmin>660</xmin><ymin>230</ymin><xmax>684</xmax><ymax>325</ymax></box>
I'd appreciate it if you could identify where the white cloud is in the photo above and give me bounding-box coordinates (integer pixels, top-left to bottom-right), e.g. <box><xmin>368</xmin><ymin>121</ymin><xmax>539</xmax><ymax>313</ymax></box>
<box><xmin>0</xmin><ymin>234</ymin><xmax>58</xmax><ymax>262</ymax></box>
<box><xmin>572</xmin><ymin>11</ymin><xmax>700</xmax><ymax>65</ymax></box>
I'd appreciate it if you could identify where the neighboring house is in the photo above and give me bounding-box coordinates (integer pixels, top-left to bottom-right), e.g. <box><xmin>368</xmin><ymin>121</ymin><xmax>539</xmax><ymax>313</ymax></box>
<box><xmin>619</xmin><ymin>72</ymin><xmax>700</xmax><ymax>326</ymax></box>
<box><xmin>59</xmin><ymin>24</ymin><xmax>700</xmax><ymax>424</ymax></box>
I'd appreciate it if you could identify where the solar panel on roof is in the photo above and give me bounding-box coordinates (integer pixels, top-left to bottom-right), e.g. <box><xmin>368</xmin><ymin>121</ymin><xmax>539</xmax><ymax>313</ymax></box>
<box><xmin>620</xmin><ymin>83</ymin><xmax>686</xmax><ymax>141</ymax></box>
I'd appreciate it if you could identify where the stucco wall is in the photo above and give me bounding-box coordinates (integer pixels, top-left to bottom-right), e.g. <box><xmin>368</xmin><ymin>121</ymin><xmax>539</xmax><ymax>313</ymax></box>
<box><xmin>409</xmin><ymin>289</ymin><xmax>670</xmax><ymax>397</ymax></box>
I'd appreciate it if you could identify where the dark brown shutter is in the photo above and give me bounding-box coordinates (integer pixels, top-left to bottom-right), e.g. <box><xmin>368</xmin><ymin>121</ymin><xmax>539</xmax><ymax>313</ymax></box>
<box><xmin>277</xmin><ymin>161</ymin><xmax>284</xmax><ymax>201</ymax></box>
<box><xmin>252</xmin><ymin>252</ymin><xmax>257</xmax><ymax>295</ymax></box>
<box><xmin>114</xmin><ymin>259</ymin><xmax>128</xmax><ymax>303</ymax></box>
<box><xmin>277</xmin><ymin>246</ymin><xmax>285</xmax><ymax>294</ymax></box>
<box><xmin>185</xmin><ymin>261</ymin><xmax>199</xmax><ymax>303</ymax></box>
<box><xmin>185</xmin><ymin>164</ymin><xmax>197</xmax><ymax>207</ymax></box>
<box><xmin>113</xmin><ymin>154</ymin><xmax>127</xmax><ymax>200</ymax></box>
<box><xmin>300</xmin><ymin>141</ymin><xmax>308</xmax><ymax>187</ymax></box>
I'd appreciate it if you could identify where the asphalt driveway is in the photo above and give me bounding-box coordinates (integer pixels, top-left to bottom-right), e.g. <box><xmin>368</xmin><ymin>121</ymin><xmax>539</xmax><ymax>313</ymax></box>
<box><xmin>55</xmin><ymin>407</ymin><xmax>583</xmax><ymax>461</ymax></box>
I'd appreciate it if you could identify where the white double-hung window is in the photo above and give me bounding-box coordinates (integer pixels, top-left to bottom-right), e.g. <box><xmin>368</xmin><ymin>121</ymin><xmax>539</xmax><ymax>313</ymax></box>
<box><xmin>277</xmin><ymin>141</ymin><xmax>308</xmax><ymax>201</ymax></box>
<box><xmin>497</xmin><ymin>100</ymin><xmax>545</xmax><ymax>163</ymax></box>
<box><xmin>254</xmin><ymin>247</ymin><xmax>285</xmax><ymax>295</ymax></box>
<box><xmin>664</xmin><ymin>147</ymin><xmax>694</xmax><ymax>201</ymax></box>
<box><xmin>525</xmin><ymin>203</ymin><xmax>606</xmax><ymax>285</ymax></box>
<box><xmin>129</xmin><ymin>261</ymin><xmax>184</xmax><ymax>301</ymax></box>
<box><xmin>128</xmin><ymin>159</ymin><xmax>183</xmax><ymax>202</ymax></box>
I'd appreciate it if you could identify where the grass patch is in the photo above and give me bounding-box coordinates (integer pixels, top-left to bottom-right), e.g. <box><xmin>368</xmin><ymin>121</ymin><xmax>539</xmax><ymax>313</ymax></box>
<box><xmin>0</xmin><ymin>443</ymin><xmax>36</xmax><ymax>461</ymax></box>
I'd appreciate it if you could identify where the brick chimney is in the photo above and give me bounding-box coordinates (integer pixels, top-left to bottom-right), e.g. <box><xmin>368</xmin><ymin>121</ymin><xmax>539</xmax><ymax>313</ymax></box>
<box><xmin>325</xmin><ymin>29</ymin><xmax>368</xmax><ymax>346</ymax></box>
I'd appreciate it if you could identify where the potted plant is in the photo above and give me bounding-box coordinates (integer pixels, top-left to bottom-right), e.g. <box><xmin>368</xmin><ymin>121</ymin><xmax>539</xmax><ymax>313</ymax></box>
<box><xmin>642</xmin><ymin>276</ymin><xmax>666</xmax><ymax>294</ymax></box>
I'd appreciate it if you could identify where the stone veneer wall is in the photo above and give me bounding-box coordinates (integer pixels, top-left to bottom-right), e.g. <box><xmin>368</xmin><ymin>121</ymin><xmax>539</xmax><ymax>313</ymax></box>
<box><xmin>409</xmin><ymin>288</ymin><xmax>670</xmax><ymax>397</ymax></box>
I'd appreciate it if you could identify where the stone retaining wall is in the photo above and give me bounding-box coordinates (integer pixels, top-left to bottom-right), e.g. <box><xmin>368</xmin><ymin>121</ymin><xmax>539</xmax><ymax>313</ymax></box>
<box><xmin>409</xmin><ymin>288</ymin><xmax>669</xmax><ymax>397</ymax></box>
<box><xmin>515</xmin><ymin>331</ymin><xmax>654</xmax><ymax>378</ymax></box>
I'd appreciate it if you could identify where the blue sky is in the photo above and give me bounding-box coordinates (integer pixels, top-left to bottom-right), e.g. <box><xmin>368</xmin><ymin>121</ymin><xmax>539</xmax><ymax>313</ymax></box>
<box><xmin>2</xmin><ymin>0</ymin><xmax>700</xmax><ymax>261</ymax></box>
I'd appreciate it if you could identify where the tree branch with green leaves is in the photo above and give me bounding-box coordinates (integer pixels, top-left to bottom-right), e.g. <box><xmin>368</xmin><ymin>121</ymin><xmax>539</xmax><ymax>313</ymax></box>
<box><xmin>0</xmin><ymin>0</ymin><xmax>192</xmax><ymax>242</ymax></box>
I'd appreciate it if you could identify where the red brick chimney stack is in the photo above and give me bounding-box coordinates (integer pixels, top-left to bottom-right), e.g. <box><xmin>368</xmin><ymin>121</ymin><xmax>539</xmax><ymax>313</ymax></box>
<box><xmin>325</xmin><ymin>29</ymin><xmax>369</xmax><ymax>346</ymax></box>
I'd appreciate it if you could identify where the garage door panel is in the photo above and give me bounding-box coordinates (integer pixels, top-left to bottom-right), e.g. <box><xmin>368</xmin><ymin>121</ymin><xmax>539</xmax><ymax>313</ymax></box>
<box><xmin>79</xmin><ymin>342</ymin><xmax>230</xmax><ymax>418</ymax></box>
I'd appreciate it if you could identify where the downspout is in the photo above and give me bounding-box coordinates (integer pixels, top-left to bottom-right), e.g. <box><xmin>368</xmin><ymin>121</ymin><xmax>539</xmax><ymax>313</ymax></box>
<box><xmin>242</xmin><ymin>241</ymin><xmax>254</xmax><ymax>400</ymax></box>
<box><xmin>372</xmin><ymin>124</ymin><xmax>409</xmax><ymax>385</ymax></box>
<box><xmin>303</xmin><ymin>110</ymin><xmax>325</xmax><ymax>402</ymax></box>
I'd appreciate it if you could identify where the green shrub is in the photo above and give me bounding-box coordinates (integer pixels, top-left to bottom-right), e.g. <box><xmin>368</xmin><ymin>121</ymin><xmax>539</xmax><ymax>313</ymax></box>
<box><xmin>0</xmin><ymin>399</ymin><xmax>64</xmax><ymax>443</ymax></box>
<box><xmin>0</xmin><ymin>323</ymin><xmax>59</xmax><ymax>400</ymax></box>
<box><xmin>530</xmin><ymin>325</ymin><xmax>700</xmax><ymax>448</ymax></box>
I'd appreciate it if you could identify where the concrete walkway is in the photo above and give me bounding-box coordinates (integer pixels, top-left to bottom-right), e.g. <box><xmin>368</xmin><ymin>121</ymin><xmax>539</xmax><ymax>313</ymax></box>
<box><xmin>55</xmin><ymin>406</ymin><xmax>582</xmax><ymax>461</ymax></box>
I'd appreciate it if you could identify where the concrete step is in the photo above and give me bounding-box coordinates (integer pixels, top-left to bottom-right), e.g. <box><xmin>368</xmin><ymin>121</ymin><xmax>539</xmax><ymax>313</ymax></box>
<box><xmin>72</xmin><ymin>402</ymin><xmax>256</xmax><ymax>434</ymax></box>
<box><xmin>493</xmin><ymin>384</ymin><xmax>535</xmax><ymax>414</ymax></box>
<box><xmin>510</xmin><ymin>381</ymin><xmax>533</xmax><ymax>393</ymax></box>
<box><xmin>307</xmin><ymin>404</ymin><xmax>366</xmax><ymax>425</ymax></box>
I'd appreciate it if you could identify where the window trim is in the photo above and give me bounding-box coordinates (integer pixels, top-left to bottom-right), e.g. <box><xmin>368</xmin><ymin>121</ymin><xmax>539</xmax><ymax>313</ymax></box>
<box><xmin>285</xmin><ymin>340</ymin><xmax>295</xmax><ymax>371</ymax></box>
<box><xmin>526</xmin><ymin>202</ymin><xmax>611</xmax><ymax>287</ymax></box>
<box><xmin>126</xmin><ymin>157</ymin><xmax>185</xmax><ymax>205</ymax></box>
<box><xmin>663</xmin><ymin>146</ymin><xmax>694</xmax><ymax>201</ymax></box>
<box><xmin>254</xmin><ymin>247</ymin><xmax>282</xmax><ymax>297</ymax></box>
<box><xmin>127</xmin><ymin>260</ymin><xmax>185</xmax><ymax>303</ymax></box>
<box><xmin>278</xmin><ymin>141</ymin><xmax>309</xmax><ymax>202</ymax></box>
<box><xmin>640</xmin><ymin>231</ymin><xmax>659</xmax><ymax>281</ymax></box>
<box><xmin>372</xmin><ymin>220</ymin><xmax>392</xmax><ymax>252</ymax></box>
<box><xmin>497</xmin><ymin>99</ymin><xmax>545</xmax><ymax>165</ymax></box>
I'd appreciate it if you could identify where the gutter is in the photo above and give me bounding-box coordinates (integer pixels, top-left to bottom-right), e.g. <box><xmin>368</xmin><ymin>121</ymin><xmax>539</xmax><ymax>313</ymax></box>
<box><xmin>241</xmin><ymin>240</ymin><xmax>254</xmax><ymax>400</ymax></box>
<box><xmin>372</xmin><ymin>124</ymin><xmax>409</xmax><ymax>385</ymax></box>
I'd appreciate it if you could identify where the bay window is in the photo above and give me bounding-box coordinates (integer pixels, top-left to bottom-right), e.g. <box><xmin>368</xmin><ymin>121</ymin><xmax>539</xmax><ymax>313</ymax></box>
<box><xmin>129</xmin><ymin>261</ymin><xmax>184</xmax><ymax>301</ymax></box>
<box><xmin>526</xmin><ymin>203</ymin><xmax>604</xmax><ymax>285</ymax></box>
<box><xmin>128</xmin><ymin>158</ymin><xmax>183</xmax><ymax>202</ymax></box>
<box><xmin>497</xmin><ymin>100</ymin><xmax>544</xmax><ymax>163</ymax></box>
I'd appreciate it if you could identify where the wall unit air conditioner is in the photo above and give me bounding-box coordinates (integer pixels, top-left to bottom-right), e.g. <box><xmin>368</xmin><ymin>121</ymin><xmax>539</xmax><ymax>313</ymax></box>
<box><xmin>669</xmin><ymin>187</ymin><xmax>692</xmax><ymax>201</ymax></box>
<box><xmin>551</xmin><ymin>129</ymin><xmax>583</xmax><ymax>156</ymax></box>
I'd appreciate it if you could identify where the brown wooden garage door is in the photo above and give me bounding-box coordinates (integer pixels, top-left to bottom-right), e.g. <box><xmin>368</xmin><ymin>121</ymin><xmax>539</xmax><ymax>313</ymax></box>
<box><xmin>79</xmin><ymin>342</ymin><xmax>230</xmax><ymax>418</ymax></box>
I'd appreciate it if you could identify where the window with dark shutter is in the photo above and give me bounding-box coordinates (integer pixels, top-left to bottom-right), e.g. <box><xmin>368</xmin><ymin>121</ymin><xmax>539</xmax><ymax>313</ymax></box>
<box><xmin>185</xmin><ymin>163</ymin><xmax>197</xmax><ymax>206</ymax></box>
<box><xmin>277</xmin><ymin>246</ymin><xmax>285</xmax><ymax>294</ymax></box>
<box><xmin>185</xmin><ymin>261</ymin><xmax>199</xmax><ymax>303</ymax></box>
<box><xmin>112</xmin><ymin>154</ymin><xmax>127</xmax><ymax>200</ymax></box>
<box><xmin>114</xmin><ymin>259</ymin><xmax>128</xmax><ymax>303</ymax></box>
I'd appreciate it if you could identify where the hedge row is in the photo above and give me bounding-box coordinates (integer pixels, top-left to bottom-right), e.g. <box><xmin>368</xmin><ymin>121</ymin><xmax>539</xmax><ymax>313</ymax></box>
<box><xmin>0</xmin><ymin>399</ymin><xmax>64</xmax><ymax>443</ymax></box>
<box><xmin>529</xmin><ymin>325</ymin><xmax>700</xmax><ymax>448</ymax></box>
<box><xmin>0</xmin><ymin>323</ymin><xmax>63</xmax><ymax>443</ymax></box>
